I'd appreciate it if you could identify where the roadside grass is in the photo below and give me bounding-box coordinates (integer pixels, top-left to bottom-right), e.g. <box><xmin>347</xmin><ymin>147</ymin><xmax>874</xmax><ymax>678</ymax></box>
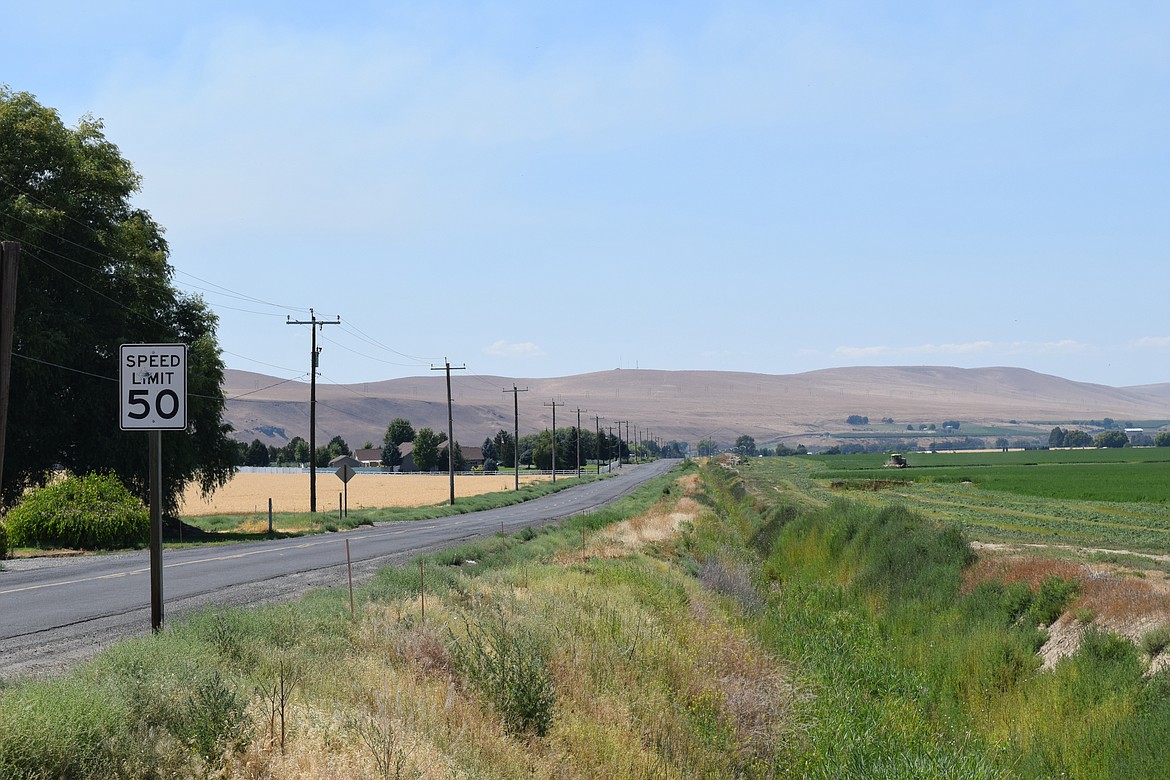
<box><xmin>727</xmin><ymin>458</ymin><xmax>1170</xmax><ymax>778</ymax></box>
<box><xmin>9</xmin><ymin>455</ymin><xmax>1170</xmax><ymax>778</ymax></box>
<box><xmin>1</xmin><ymin>461</ymin><xmax>809</xmax><ymax>778</ymax></box>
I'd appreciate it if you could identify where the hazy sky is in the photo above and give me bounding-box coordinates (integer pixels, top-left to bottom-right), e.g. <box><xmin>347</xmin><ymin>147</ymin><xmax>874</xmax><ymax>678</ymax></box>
<box><xmin>6</xmin><ymin>1</ymin><xmax>1169</xmax><ymax>388</ymax></box>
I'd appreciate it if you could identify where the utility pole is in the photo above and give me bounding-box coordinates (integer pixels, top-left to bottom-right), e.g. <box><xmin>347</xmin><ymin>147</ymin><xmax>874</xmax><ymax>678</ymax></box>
<box><xmin>503</xmin><ymin>385</ymin><xmax>528</xmax><ymax>491</ymax></box>
<box><xmin>595</xmin><ymin>415</ymin><xmax>602</xmax><ymax>475</ymax></box>
<box><xmin>544</xmin><ymin>400</ymin><xmax>564</xmax><ymax>482</ymax></box>
<box><xmin>0</xmin><ymin>242</ymin><xmax>19</xmax><ymax>496</ymax></box>
<box><xmin>614</xmin><ymin>420</ymin><xmax>627</xmax><ymax>467</ymax></box>
<box><xmin>432</xmin><ymin>358</ymin><xmax>465</xmax><ymax>505</ymax></box>
<box><xmin>286</xmin><ymin>308</ymin><xmax>340</xmax><ymax>512</ymax></box>
<box><xmin>573</xmin><ymin>408</ymin><xmax>586</xmax><ymax>479</ymax></box>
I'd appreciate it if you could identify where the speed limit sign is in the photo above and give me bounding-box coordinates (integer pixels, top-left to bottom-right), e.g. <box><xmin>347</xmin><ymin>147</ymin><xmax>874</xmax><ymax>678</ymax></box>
<box><xmin>119</xmin><ymin>344</ymin><xmax>188</xmax><ymax>430</ymax></box>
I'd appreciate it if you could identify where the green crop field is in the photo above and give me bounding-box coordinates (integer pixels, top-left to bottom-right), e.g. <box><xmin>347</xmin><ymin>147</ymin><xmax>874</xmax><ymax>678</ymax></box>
<box><xmin>749</xmin><ymin>452</ymin><xmax>1170</xmax><ymax>555</ymax></box>
<box><xmin>813</xmin><ymin>447</ymin><xmax>1170</xmax><ymax>504</ymax></box>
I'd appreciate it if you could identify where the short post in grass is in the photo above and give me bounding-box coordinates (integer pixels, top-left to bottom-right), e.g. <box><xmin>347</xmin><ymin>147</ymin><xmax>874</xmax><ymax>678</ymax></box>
<box><xmin>268</xmin><ymin>498</ymin><xmax>273</xmax><ymax>534</ymax></box>
<box><xmin>346</xmin><ymin>539</ymin><xmax>355</xmax><ymax>620</ymax></box>
<box><xmin>419</xmin><ymin>560</ymin><xmax>426</xmax><ymax>621</ymax></box>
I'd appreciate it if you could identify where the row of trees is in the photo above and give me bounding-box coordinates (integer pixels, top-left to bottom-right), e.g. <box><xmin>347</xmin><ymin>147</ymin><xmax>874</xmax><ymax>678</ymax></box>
<box><xmin>238</xmin><ymin>435</ymin><xmax>353</xmax><ymax>468</ymax></box>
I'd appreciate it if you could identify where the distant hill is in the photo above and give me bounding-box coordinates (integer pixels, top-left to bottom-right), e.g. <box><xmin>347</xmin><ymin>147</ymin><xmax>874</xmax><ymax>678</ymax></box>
<box><xmin>222</xmin><ymin>366</ymin><xmax>1170</xmax><ymax>450</ymax></box>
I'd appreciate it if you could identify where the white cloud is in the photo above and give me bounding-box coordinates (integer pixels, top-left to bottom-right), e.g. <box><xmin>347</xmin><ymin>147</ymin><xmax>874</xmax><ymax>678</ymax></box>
<box><xmin>484</xmin><ymin>340</ymin><xmax>545</xmax><ymax>358</ymax></box>
<box><xmin>1132</xmin><ymin>336</ymin><xmax>1170</xmax><ymax>349</ymax></box>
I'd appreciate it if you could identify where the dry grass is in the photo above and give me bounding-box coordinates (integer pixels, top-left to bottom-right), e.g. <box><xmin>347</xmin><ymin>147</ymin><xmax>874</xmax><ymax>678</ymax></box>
<box><xmin>553</xmin><ymin>473</ymin><xmax>704</xmax><ymax>565</ymax></box>
<box><xmin>965</xmin><ymin>547</ymin><xmax>1170</xmax><ymax>671</ymax></box>
<box><xmin>180</xmin><ymin>472</ymin><xmax>548</xmax><ymax>516</ymax></box>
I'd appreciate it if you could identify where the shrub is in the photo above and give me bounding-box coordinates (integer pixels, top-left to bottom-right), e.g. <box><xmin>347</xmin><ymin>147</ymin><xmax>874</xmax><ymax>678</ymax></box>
<box><xmin>0</xmin><ymin>519</ymin><xmax>7</xmax><ymax>559</ymax></box>
<box><xmin>449</xmin><ymin>612</ymin><xmax>556</xmax><ymax>736</ymax></box>
<box><xmin>5</xmin><ymin>472</ymin><xmax>148</xmax><ymax>550</ymax></box>
<box><xmin>1142</xmin><ymin>625</ymin><xmax>1170</xmax><ymax>658</ymax></box>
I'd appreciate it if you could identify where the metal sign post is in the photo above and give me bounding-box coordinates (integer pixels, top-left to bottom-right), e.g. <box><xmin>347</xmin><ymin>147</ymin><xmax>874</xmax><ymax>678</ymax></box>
<box><xmin>333</xmin><ymin>455</ymin><xmax>361</xmax><ymax>519</ymax></box>
<box><xmin>120</xmin><ymin>344</ymin><xmax>188</xmax><ymax>632</ymax></box>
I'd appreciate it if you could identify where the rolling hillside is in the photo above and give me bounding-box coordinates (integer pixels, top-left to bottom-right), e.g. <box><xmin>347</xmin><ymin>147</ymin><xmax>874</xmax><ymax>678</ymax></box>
<box><xmin>222</xmin><ymin>366</ymin><xmax>1170</xmax><ymax>451</ymax></box>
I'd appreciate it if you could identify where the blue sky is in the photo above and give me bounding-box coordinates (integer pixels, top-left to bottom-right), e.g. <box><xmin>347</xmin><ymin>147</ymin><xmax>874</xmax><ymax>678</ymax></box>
<box><xmin>6</xmin><ymin>1</ymin><xmax>1169</xmax><ymax>387</ymax></box>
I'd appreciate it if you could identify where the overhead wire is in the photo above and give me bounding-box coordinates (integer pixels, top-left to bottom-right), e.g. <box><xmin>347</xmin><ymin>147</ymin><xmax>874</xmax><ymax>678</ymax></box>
<box><xmin>4</xmin><ymin>174</ymin><xmax>444</xmax><ymax>384</ymax></box>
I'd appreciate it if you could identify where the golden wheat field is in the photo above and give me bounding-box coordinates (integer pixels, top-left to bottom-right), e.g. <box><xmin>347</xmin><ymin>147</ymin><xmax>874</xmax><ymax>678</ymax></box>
<box><xmin>179</xmin><ymin>471</ymin><xmax>549</xmax><ymax>515</ymax></box>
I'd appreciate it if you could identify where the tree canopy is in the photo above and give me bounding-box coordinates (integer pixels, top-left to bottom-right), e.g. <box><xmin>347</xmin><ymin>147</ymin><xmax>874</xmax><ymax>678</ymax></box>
<box><xmin>734</xmin><ymin>435</ymin><xmax>757</xmax><ymax>457</ymax></box>
<box><xmin>412</xmin><ymin>428</ymin><xmax>440</xmax><ymax>471</ymax></box>
<box><xmin>0</xmin><ymin>88</ymin><xmax>236</xmax><ymax>513</ymax></box>
<box><xmin>384</xmin><ymin>417</ymin><xmax>415</xmax><ymax>447</ymax></box>
<box><xmin>380</xmin><ymin>441</ymin><xmax>402</xmax><ymax>468</ymax></box>
<box><xmin>1094</xmin><ymin>430</ymin><xmax>1129</xmax><ymax>449</ymax></box>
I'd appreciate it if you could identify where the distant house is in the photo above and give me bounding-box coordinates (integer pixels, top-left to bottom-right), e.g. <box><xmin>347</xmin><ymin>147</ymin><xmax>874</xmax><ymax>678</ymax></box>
<box><xmin>389</xmin><ymin>441</ymin><xmax>484</xmax><ymax>472</ymax></box>
<box><xmin>398</xmin><ymin>442</ymin><xmax>415</xmax><ymax>472</ymax></box>
<box><xmin>354</xmin><ymin>447</ymin><xmax>382</xmax><ymax>467</ymax></box>
<box><xmin>438</xmin><ymin>442</ymin><xmax>485</xmax><ymax>469</ymax></box>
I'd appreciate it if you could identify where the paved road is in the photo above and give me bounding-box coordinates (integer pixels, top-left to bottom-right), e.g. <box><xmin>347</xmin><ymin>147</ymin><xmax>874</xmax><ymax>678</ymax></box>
<box><xmin>0</xmin><ymin>459</ymin><xmax>679</xmax><ymax>678</ymax></box>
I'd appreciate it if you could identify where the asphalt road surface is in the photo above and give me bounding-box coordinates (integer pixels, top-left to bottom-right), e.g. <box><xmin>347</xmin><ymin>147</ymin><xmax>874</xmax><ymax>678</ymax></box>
<box><xmin>0</xmin><ymin>459</ymin><xmax>680</xmax><ymax>679</ymax></box>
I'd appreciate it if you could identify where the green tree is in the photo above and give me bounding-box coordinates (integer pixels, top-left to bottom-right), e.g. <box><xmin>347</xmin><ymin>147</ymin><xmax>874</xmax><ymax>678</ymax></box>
<box><xmin>696</xmin><ymin>438</ymin><xmax>717</xmax><ymax>457</ymax></box>
<box><xmin>327</xmin><ymin>435</ymin><xmax>350</xmax><ymax>458</ymax></box>
<box><xmin>1064</xmin><ymin>429</ymin><xmax>1093</xmax><ymax>448</ymax></box>
<box><xmin>440</xmin><ymin>441</ymin><xmax>467</xmax><ymax>472</ymax></box>
<box><xmin>1154</xmin><ymin>432</ymin><xmax>1170</xmax><ymax>447</ymax></box>
<box><xmin>734</xmin><ymin>435</ymin><xmax>757</xmax><ymax>457</ymax></box>
<box><xmin>1094</xmin><ymin>430</ymin><xmax>1129</xmax><ymax>448</ymax></box>
<box><xmin>244</xmin><ymin>439</ymin><xmax>270</xmax><ymax>467</ymax></box>
<box><xmin>384</xmin><ymin>418</ymin><xmax>415</xmax><ymax>447</ymax></box>
<box><xmin>493</xmin><ymin>429</ymin><xmax>515</xmax><ymax>467</ymax></box>
<box><xmin>380</xmin><ymin>441</ymin><xmax>402</xmax><ymax>468</ymax></box>
<box><xmin>412</xmin><ymin>428</ymin><xmax>440</xmax><ymax>471</ymax></box>
<box><xmin>995</xmin><ymin>437</ymin><xmax>1010</xmax><ymax>450</ymax></box>
<box><xmin>0</xmin><ymin>88</ymin><xmax>236</xmax><ymax>514</ymax></box>
<box><xmin>481</xmin><ymin>437</ymin><xmax>498</xmax><ymax>462</ymax></box>
<box><xmin>1049</xmin><ymin>427</ymin><xmax>1066</xmax><ymax>448</ymax></box>
<box><xmin>532</xmin><ymin>430</ymin><xmax>554</xmax><ymax>470</ymax></box>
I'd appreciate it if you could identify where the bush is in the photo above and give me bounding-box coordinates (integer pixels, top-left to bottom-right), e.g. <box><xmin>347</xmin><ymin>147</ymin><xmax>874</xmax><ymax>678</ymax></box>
<box><xmin>5</xmin><ymin>472</ymin><xmax>149</xmax><ymax>550</ymax></box>
<box><xmin>1142</xmin><ymin>625</ymin><xmax>1170</xmax><ymax>658</ymax></box>
<box><xmin>0</xmin><ymin>519</ymin><xmax>7</xmax><ymax>559</ymax></box>
<box><xmin>449</xmin><ymin>612</ymin><xmax>556</xmax><ymax>736</ymax></box>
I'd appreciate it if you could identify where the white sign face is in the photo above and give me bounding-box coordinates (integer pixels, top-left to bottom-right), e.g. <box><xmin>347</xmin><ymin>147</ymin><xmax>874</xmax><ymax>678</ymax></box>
<box><xmin>119</xmin><ymin>344</ymin><xmax>188</xmax><ymax>430</ymax></box>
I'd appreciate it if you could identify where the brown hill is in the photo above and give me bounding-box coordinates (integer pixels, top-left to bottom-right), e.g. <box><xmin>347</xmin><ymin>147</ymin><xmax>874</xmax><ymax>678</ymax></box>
<box><xmin>222</xmin><ymin>366</ymin><xmax>1169</xmax><ymax>450</ymax></box>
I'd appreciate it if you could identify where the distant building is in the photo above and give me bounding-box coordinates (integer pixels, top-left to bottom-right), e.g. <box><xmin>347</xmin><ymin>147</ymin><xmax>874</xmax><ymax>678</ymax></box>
<box><xmin>354</xmin><ymin>447</ymin><xmax>382</xmax><ymax>467</ymax></box>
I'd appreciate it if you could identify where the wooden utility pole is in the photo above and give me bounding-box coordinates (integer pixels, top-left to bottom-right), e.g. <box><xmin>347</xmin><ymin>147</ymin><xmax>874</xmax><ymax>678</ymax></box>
<box><xmin>573</xmin><ymin>408</ymin><xmax>586</xmax><ymax>479</ymax></box>
<box><xmin>0</xmin><ymin>242</ymin><xmax>19</xmax><ymax>496</ymax></box>
<box><xmin>432</xmin><ymin>358</ymin><xmax>465</xmax><ymax>505</ymax></box>
<box><xmin>286</xmin><ymin>309</ymin><xmax>340</xmax><ymax>512</ymax></box>
<box><xmin>544</xmin><ymin>400</ymin><xmax>564</xmax><ymax>482</ymax></box>
<box><xmin>504</xmin><ymin>385</ymin><xmax>528</xmax><ymax>491</ymax></box>
<box><xmin>595</xmin><ymin>415</ymin><xmax>602</xmax><ymax>475</ymax></box>
<box><xmin>614</xmin><ymin>420</ymin><xmax>627</xmax><ymax>467</ymax></box>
